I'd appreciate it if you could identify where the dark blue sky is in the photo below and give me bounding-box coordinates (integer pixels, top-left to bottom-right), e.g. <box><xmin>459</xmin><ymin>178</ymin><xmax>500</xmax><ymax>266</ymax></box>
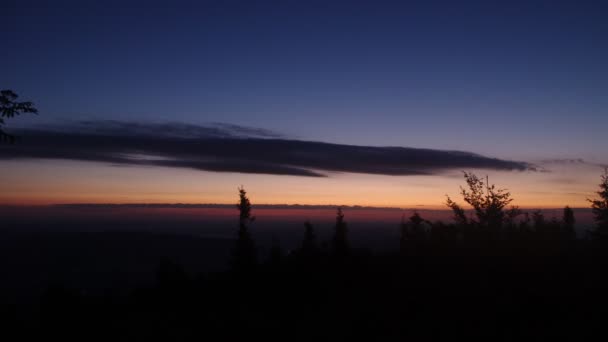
<box><xmin>4</xmin><ymin>0</ymin><xmax>608</xmax><ymax>161</ymax></box>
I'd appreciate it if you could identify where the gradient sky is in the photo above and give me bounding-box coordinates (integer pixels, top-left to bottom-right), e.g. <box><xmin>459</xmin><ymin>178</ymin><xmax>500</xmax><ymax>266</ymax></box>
<box><xmin>2</xmin><ymin>0</ymin><xmax>607</xmax><ymax>208</ymax></box>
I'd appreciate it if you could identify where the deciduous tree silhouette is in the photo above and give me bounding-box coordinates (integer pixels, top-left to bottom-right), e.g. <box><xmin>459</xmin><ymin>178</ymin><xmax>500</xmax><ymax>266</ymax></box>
<box><xmin>231</xmin><ymin>186</ymin><xmax>257</xmax><ymax>271</ymax></box>
<box><xmin>0</xmin><ymin>89</ymin><xmax>38</xmax><ymax>143</ymax></box>
<box><xmin>332</xmin><ymin>207</ymin><xmax>349</xmax><ymax>256</ymax></box>
<box><xmin>446</xmin><ymin>196</ymin><xmax>468</xmax><ymax>227</ymax></box>
<box><xmin>446</xmin><ymin>172</ymin><xmax>519</xmax><ymax>233</ymax></box>
<box><xmin>588</xmin><ymin>169</ymin><xmax>608</xmax><ymax>239</ymax></box>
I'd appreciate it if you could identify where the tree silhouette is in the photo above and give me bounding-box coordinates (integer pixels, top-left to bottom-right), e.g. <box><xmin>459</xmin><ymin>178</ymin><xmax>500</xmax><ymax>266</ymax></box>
<box><xmin>332</xmin><ymin>207</ymin><xmax>349</xmax><ymax>256</ymax></box>
<box><xmin>400</xmin><ymin>211</ymin><xmax>431</xmax><ymax>253</ymax></box>
<box><xmin>532</xmin><ymin>209</ymin><xmax>569</xmax><ymax>240</ymax></box>
<box><xmin>0</xmin><ymin>89</ymin><xmax>38</xmax><ymax>143</ymax></box>
<box><xmin>400</xmin><ymin>211</ymin><xmax>426</xmax><ymax>245</ymax></box>
<box><xmin>532</xmin><ymin>210</ymin><xmax>546</xmax><ymax>232</ymax></box>
<box><xmin>446</xmin><ymin>196</ymin><xmax>468</xmax><ymax>226</ymax></box>
<box><xmin>518</xmin><ymin>212</ymin><xmax>531</xmax><ymax>233</ymax></box>
<box><xmin>429</xmin><ymin>220</ymin><xmax>457</xmax><ymax>241</ymax></box>
<box><xmin>231</xmin><ymin>186</ymin><xmax>257</xmax><ymax>271</ymax></box>
<box><xmin>562</xmin><ymin>206</ymin><xmax>576</xmax><ymax>239</ymax></box>
<box><xmin>409</xmin><ymin>211</ymin><xmax>424</xmax><ymax>227</ymax></box>
<box><xmin>503</xmin><ymin>206</ymin><xmax>522</xmax><ymax>235</ymax></box>
<box><xmin>446</xmin><ymin>172</ymin><xmax>519</xmax><ymax>232</ymax></box>
<box><xmin>588</xmin><ymin>169</ymin><xmax>608</xmax><ymax>239</ymax></box>
<box><xmin>301</xmin><ymin>220</ymin><xmax>318</xmax><ymax>256</ymax></box>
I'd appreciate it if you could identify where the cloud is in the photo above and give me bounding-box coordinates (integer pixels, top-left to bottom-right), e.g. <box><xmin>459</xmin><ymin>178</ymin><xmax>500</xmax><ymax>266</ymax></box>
<box><xmin>0</xmin><ymin>121</ymin><xmax>534</xmax><ymax>177</ymax></box>
<box><xmin>72</xmin><ymin>120</ymin><xmax>285</xmax><ymax>139</ymax></box>
<box><xmin>538</xmin><ymin>158</ymin><xmax>608</xmax><ymax>171</ymax></box>
<box><xmin>540</xmin><ymin>158</ymin><xmax>587</xmax><ymax>165</ymax></box>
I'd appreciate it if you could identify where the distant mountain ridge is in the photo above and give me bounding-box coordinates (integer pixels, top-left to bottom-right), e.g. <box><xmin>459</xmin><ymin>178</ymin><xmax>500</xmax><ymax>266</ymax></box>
<box><xmin>51</xmin><ymin>203</ymin><xmax>405</xmax><ymax>211</ymax></box>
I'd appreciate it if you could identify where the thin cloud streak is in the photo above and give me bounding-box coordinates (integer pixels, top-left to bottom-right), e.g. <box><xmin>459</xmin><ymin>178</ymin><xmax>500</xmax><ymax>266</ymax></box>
<box><xmin>0</xmin><ymin>121</ymin><xmax>534</xmax><ymax>177</ymax></box>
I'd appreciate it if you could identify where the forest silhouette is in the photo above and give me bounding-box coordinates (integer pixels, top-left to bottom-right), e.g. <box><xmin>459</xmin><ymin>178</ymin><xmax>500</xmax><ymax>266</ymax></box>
<box><xmin>1</xmin><ymin>169</ymin><xmax>608</xmax><ymax>340</ymax></box>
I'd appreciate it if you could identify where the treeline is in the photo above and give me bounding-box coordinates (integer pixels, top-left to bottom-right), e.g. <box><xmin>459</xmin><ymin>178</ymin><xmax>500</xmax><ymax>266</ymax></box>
<box><xmin>4</xmin><ymin>171</ymin><xmax>608</xmax><ymax>340</ymax></box>
<box><xmin>5</xmin><ymin>92</ymin><xmax>608</xmax><ymax>340</ymax></box>
<box><xmin>231</xmin><ymin>171</ymin><xmax>607</xmax><ymax>270</ymax></box>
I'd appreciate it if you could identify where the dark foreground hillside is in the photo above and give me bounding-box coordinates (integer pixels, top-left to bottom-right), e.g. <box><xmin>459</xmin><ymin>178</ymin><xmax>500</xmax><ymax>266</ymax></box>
<box><xmin>3</xmin><ymin>171</ymin><xmax>608</xmax><ymax>340</ymax></box>
<box><xmin>0</xmin><ymin>231</ymin><xmax>232</xmax><ymax>309</ymax></box>
<box><xmin>2</xmin><ymin>231</ymin><xmax>608</xmax><ymax>341</ymax></box>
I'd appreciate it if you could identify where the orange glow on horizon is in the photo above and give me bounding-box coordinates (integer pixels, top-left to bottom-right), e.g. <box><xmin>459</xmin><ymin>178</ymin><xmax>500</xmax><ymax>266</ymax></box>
<box><xmin>0</xmin><ymin>159</ymin><xmax>602</xmax><ymax>209</ymax></box>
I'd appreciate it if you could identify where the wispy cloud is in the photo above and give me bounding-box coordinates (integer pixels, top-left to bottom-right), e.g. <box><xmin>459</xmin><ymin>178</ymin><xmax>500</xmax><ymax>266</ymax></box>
<box><xmin>0</xmin><ymin>121</ymin><xmax>534</xmax><ymax>177</ymax></box>
<box><xmin>538</xmin><ymin>158</ymin><xmax>608</xmax><ymax>172</ymax></box>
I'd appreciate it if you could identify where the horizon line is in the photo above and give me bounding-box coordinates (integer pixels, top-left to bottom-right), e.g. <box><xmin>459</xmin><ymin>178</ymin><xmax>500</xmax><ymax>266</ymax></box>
<box><xmin>0</xmin><ymin>203</ymin><xmax>592</xmax><ymax>211</ymax></box>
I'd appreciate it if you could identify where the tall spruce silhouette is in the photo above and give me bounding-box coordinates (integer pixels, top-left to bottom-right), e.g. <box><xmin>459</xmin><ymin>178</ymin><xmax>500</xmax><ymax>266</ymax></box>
<box><xmin>332</xmin><ymin>207</ymin><xmax>349</xmax><ymax>256</ymax></box>
<box><xmin>0</xmin><ymin>89</ymin><xmax>38</xmax><ymax>143</ymax></box>
<box><xmin>231</xmin><ymin>186</ymin><xmax>257</xmax><ymax>271</ymax></box>
<box><xmin>588</xmin><ymin>169</ymin><xmax>608</xmax><ymax>239</ymax></box>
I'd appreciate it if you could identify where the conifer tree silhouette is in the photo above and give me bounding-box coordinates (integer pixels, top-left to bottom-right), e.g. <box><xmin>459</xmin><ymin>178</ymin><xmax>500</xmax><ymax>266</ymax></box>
<box><xmin>588</xmin><ymin>169</ymin><xmax>608</xmax><ymax>239</ymax></box>
<box><xmin>332</xmin><ymin>207</ymin><xmax>349</xmax><ymax>256</ymax></box>
<box><xmin>0</xmin><ymin>90</ymin><xmax>38</xmax><ymax>143</ymax></box>
<box><xmin>231</xmin><ymin>186</ymin><xmax>257</xmax><ymax>271</ymax></box>
<box><xmin>400</xmin><ymin>211</ymin><xmax>426</xmax><ymax>246</ymax></box>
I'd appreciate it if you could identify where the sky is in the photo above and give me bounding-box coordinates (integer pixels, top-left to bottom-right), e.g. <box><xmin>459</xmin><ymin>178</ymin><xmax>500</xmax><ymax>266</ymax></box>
<box><xmin>1</xmin><ymin>0</ymin><xmax>607</xmax><ymax>209</ymax></box>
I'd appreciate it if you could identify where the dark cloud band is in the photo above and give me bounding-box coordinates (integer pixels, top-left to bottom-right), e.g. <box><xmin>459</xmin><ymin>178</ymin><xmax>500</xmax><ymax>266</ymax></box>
<box><xmin>0</xmin><ymin>121</ymin><xmax>533</xmax><ymax>177</ymax></box>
